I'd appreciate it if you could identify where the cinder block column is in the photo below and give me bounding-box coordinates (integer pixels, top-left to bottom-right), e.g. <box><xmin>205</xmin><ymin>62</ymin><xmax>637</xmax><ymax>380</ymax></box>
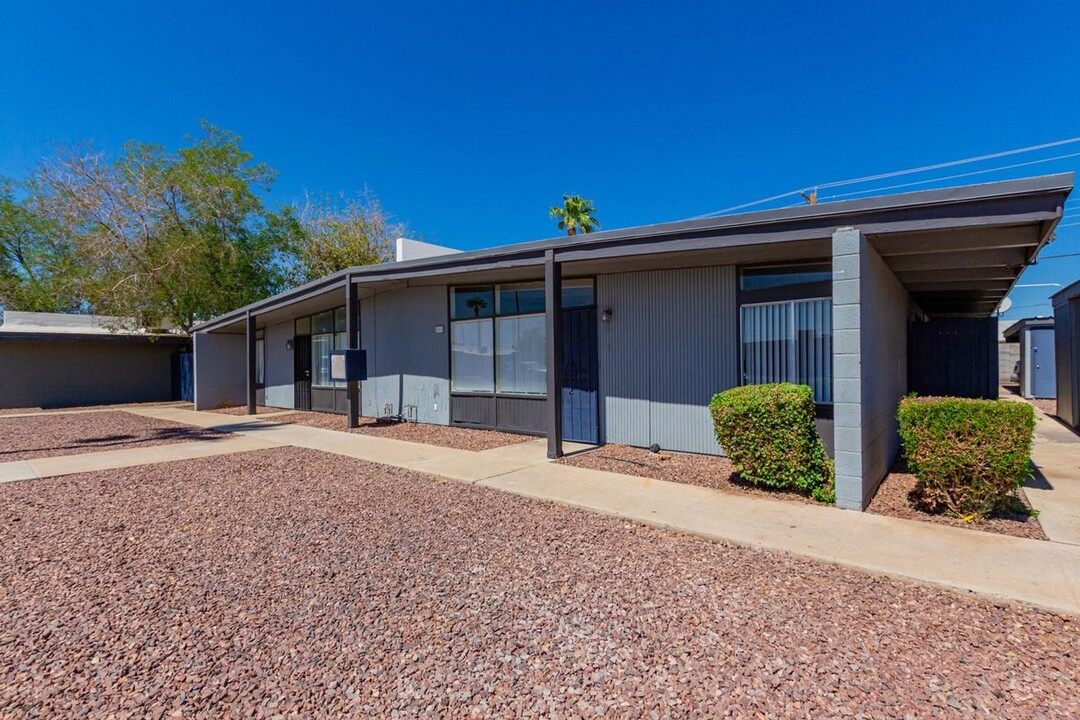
<box><xmin>832</xmin><ymin>227</ymin><xmax>865</xmax><ymax>510</ymax></box>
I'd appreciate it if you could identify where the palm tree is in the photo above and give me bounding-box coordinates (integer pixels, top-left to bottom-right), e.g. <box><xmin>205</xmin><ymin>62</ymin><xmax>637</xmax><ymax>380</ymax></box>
<box><xmin>549</xmin><ymin>194</ymin><xmax>599</xmax><ymax>236</ymax></box>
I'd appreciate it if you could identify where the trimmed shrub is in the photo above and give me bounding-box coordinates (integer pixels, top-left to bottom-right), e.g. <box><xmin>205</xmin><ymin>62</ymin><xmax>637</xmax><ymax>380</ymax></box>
<box><xmin>709</xmin><ymin>383</ymin><xmax>834</xmax><ymax>503</ymax></box>
<box><xmin>896</xmin><ymin>396</ymin><xmax>1035</xmax><ymax>520</ymax></box>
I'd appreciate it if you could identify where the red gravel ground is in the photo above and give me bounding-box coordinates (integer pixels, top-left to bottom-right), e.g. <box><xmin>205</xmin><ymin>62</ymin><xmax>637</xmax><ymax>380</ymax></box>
<box><xmin>272</xmin><ymin>410</ymin><xmax>532</xmax><ymax>451</ymax></box>
<box><xmin>1</xmin><ymin>447</ymin><xmax>1076</xmax><ymax>718</ymax></box>
<box><xmin>0</xmin><ymin>411</ymin><xmax>224</xmax><ymax>462</ymax></box>
<box><xmin>867</xmin><ymin>464</ymin><xmax>1046</xmax><ymax>540</ymax></box>
<box><xmin>559</xmin><ymin>444</ymin><xmax>825</xmax><ymax>506</ymax></box>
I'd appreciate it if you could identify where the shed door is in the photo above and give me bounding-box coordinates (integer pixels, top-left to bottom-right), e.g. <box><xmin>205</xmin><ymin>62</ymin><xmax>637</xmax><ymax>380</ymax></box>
<box><xmin>1030</xmin><ymin>328</ymin><xmax>1057</xmax><ymax>399</ymax></box>
<box><xmin>561</xmin><ymin>307</ymin><xmax>598</xmax><ymax>443</ymax></box>
<box><xmin>293</xmin><ymin>335</ymin><xmax>312</xmax><ymax>410</ymax></box>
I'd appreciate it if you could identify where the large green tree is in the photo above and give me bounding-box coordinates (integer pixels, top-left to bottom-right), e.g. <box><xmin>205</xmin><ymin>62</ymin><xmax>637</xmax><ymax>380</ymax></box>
<box><xmin>23</xmin><ymin>122</ymin><xmax>289</xmax><ymax>333</ymax></box>
<box><xmin>0</xmin><ymin>181</ymin><xmax>84</xmax><ymax>312</ymax></box>
<box><xmin>0</xmin><ymin>122</ymin><xmax>407</xmax><ymax>332</ymax></box>
<box><xmin>281</xmin><ymin>190</ymin><xmax>401</xmax><ymax>286</ymax></box>
<box><xmin>549</xmin><ymin>194</ymin><xmax>599</xmax><ymax>236</ymax></box>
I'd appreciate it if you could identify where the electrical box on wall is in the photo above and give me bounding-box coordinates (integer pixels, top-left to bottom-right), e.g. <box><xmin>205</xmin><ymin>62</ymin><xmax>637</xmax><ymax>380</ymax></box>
<box><xmin>329</xmin><ymin>349</ymin><xmax>367</xmax><ymax>382</ymax></box>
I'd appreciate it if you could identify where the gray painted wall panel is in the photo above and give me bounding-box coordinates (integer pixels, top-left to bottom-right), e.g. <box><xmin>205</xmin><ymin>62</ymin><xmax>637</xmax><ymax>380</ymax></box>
<box><xmin>0</xmin><ymin>339</ymin><xmax>179</xmax><ymax>409</ymax></box>
<box><xmin>364</xmin><ymin>286</ymin><xmax>450</xmax><ymax>424</ymax></box>
<box><xmin>598</xmin><ymin>266</ymin><xmax>738</xmax><ymax>455</ymax></box>
<box><xmin>194</xmin><ymin>331</ymin><xmax>246</xmax><ymax>410</ymax></box>
<box><xmin>263</xmin><ymin>319</ymin><xmax>294</xmax><ymax>409</ymax></box>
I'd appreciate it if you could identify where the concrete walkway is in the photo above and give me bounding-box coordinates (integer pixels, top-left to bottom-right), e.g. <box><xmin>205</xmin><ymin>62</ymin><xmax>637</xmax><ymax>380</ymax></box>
<box><xmin>123</xmin><ymin>406</ymin><xmax>1080</xmax><ymax>616</ymax></box>
<box><xmin>0</xmin><ymin>434</ymin><xmax>280</xmax><ymax>484</ymax></box>
<box><xmin>1025</xmin><ymin>408</ymin><xmax>1080</xmax><ymax>546</ymax></box>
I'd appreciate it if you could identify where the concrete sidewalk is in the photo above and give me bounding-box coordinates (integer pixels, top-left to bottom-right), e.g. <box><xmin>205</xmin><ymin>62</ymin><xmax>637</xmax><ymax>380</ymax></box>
<box><xmin>0</xmin><ymin>434</ymin><xmax>280</xmax><ymax>484</ymax></box>
<box><xmin>1025</xmin><ymin>409</ymin><xmax>1080</xmax><ymax>546</ymax></box>
<box><xmin>118</xmin><ymin>405</ymin><xmax>1080</xmax><ymax>617</ymax></box>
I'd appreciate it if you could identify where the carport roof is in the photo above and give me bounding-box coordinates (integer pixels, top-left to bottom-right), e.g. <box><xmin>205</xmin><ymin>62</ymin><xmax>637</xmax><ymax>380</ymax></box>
<box><xmin>196</xmin><ymin>172</ymin><xmax>1073</xmax><ymax>332</ymax></box>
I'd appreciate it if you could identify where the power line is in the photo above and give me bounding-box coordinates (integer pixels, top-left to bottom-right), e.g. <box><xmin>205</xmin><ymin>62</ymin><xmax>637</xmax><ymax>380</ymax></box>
<box><xmin>690</xmin><ymin>136</ymin><xmax>1080</xmax><ymax>219</ymax></box>
<box><xmin>816</xmin><ymin>151</ymin><xmax>1080</xmax><ymax>202</ymax></box>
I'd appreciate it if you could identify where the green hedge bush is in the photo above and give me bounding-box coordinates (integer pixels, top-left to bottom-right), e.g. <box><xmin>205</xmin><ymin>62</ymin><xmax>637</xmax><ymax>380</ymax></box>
<box><xmin>896</xmin><ymin>396</ymin><xmax>1035</xmax><ymax>520</ymax></box>
<box><xmin>709</xmin><ymin>383</ymin><xmax>834</xmax><ymax>503</ymax></box>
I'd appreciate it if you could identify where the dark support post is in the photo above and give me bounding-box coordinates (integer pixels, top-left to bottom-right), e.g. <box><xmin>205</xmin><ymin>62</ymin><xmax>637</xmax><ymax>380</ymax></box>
<box><xmin>346</xmin><ymin>274</ymin><xmax>360</xmax><ymax>429</ymax></box>
<box><xmin>245</xmin><ymin>311</ymin><xmax>257</xmax><ymax>415</ymax></box>
<box><xmin>545</xmin><ymin>249</ymin><xmax>564</xmax><ymax>458</ymax></box>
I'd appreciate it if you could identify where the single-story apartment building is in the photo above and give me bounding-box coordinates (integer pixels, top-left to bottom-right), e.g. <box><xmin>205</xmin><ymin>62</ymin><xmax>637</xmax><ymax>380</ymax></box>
<box><xmin>0</xmin><ymin>311</ymin><xmax>190</xmax><ymax>409</ymax></box>
<box><xmin>1002</xmin><ymin>317</ymin><xmax>1056</xmax><ymax>399</ymax></box>
<box><xmin>193</xmin><ymin>173</ymin><xmax>1073</xmax><ymax>510</ymax></box>
<box><xmin>1052</xmin><ymin>279</ymin><xmax>1080</xmax><ymax>427</ymax></box>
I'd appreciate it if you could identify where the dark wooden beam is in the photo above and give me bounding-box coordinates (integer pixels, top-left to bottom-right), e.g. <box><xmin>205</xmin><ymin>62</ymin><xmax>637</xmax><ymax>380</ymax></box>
<box><xmin>245</xmin><ymin>311</ymin><xmax>257</xmax><ymax>415</ymax></box>
<box><xmin>545</xmin><ymin>249</ymin><xmax>563</xmax><ymax>459</ymax></box>
<box><xmin>346</xmin><ymin>274</ymin><xmax>360</xmax><ymax>429</ymax></box>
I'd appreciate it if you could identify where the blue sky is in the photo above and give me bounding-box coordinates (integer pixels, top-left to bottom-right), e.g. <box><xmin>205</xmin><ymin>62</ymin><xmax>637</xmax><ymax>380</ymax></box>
<box><xmin>2</xmin><ymin>1</ymin><xmax>1079</xmax><ymax>318</ymax></box>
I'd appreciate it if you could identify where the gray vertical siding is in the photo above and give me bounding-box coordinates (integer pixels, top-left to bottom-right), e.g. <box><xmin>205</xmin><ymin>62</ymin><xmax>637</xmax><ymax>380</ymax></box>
<box><xmin>194</xmin><ymin>331</ymin><xmax>246</xmax><ymax>410</ymax></box>
<box><xmin>597</xmin><ymin>266</ymin><xmax>738</xmax><ymax>455</ymax></box>
<box><xmin>263</xmin><ymin>319</ymin><xmax>295</xmax><ymax>409</ymax></box>
<box><xmin>1054</xmin><ymin>298</ymin><xmax>1078</xmax><ymax>427</ymax></box>
<box><xmin>361</xmin><ymin>285</ymin><xmax>450</xmax><ymax>424</ymax></box>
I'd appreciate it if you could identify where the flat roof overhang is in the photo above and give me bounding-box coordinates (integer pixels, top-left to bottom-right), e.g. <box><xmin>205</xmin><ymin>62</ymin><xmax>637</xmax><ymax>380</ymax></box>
<box><xmin>196</xmin><ymin>173</ymin><xmax>1073</xmax><ymax>333</ymax></box>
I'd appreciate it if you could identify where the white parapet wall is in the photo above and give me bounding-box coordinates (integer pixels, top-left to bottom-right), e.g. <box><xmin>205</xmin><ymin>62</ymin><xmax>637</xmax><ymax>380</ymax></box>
<box><xmin>394</xmin><ymin>237</ymin><xmax>461</xmax><ymax>262</ymax></box>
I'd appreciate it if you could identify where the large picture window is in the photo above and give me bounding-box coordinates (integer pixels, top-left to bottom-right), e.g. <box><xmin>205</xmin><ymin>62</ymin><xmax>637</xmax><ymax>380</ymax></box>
<box><xmin>496</xmin><ymin>314</ymin><xmax>546</xmax><ymax>394</ymax></box>
<box><xmin>449</xmin><ymin>280</ymin><xmax>594</xmax><ymax>397</ymax></box>
<box><xmin>741</xmin><ymin>298</ymin><xmax>832</xmax><ymax>403</ymax></box>
<box><xmin>451</xmin><ymin>319</ymin><xmax>494</xmax><ymax>392</ymax></box>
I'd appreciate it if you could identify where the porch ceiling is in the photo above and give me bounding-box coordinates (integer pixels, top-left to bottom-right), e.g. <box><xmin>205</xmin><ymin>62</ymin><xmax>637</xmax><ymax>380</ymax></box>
<box><xmin>869</xmin><ymin>222</ymin><xmax>1055</xmax><ymax>318</ymax></box>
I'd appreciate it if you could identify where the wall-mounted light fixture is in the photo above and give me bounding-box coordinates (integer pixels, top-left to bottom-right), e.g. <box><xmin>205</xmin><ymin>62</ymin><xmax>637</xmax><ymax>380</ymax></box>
<box><xmin>286</xmin><ymin>338</ymin><xmax>293</xmax><ymax>350</ymax></box>
<box><xmin>601</xmin><ymin>309</ymin><xmax>614</xmax><ymax>323</ymax></box>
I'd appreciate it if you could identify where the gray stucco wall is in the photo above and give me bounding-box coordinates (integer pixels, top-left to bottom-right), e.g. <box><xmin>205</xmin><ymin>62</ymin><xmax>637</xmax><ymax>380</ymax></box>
<box><xmin>0</xmin><ymin>338</ymin><xmax>179</xmax><ymax>409</ymax></box>
<box><xmin>263</xmin><ymin>319</ymin><xmax>295</xmax><ymax>409</ymax></box>
<box><xmin>833</xmin><ymin>227</ymin><xmax>911</xmax><ymax>510</ymax></box>
<box><xmin>361</xmin><ymin>285</ymin><xmax>450</xmax><ymax>424</ymax></box>
<box><xmin>194</xmin><ymin>331</ymin><xmax>246</xmax><ymax>410</ymax></box>
<box><xmin>597</xmin><ymin>266</ymin><xmax>738</xmax><ymax>455</ymax></box>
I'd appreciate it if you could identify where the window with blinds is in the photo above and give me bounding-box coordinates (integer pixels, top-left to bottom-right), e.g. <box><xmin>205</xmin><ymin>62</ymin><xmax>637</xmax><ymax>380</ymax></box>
<box><xmin>740</xmin><ymin>297</ymin><xmax>832</xmax><ymax>403</ymax></box>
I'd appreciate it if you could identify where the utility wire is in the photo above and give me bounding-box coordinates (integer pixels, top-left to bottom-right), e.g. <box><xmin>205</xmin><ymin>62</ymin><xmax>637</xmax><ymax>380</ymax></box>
<box><xmin>690</xmin><ymin>136</ymin><xmax>1080</xmax><ymax>219</ymax></box>
<box><xmin>815</xmin><ymin>152</ymin><xmax>1080</xmax><ymax>202</ymax></box>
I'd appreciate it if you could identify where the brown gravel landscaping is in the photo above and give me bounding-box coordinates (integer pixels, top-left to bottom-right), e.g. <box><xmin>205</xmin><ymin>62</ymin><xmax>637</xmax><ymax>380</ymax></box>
<box><xmin>559</xmin><ymin>443</ymin><xmax>826</xmax><ymax>506</ymax></box>
<box><xmin>867</xmin><ymin>460</ymin><xmax>1047</xmax><ymax>540</ymax></box>
<box><xmin>272</xmin><ymin>410</ymin><xmax>532</xmax><ymax>451</ymax></box>
<box><xmin>0</xmin><ymin>410</ymin><xmax>223</xmax><ymax>462</ymax></box>
<box><xmin>1</xmin><ymin>447</ymin><xmax>1077</xmax><ymax>718</ymax></box>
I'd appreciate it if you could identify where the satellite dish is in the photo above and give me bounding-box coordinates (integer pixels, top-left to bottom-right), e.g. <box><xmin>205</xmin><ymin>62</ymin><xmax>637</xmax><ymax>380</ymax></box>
<box><xmin>997</xmin><ymin>297</ymin><xmax>1013</xmax><ymax>314</ymax></box>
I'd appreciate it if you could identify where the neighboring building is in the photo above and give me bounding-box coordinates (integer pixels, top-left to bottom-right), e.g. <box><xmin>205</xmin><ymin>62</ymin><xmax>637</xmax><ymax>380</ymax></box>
<box><xmin>193</xmin><ymin>174</ymin><xmax>1073</xmax><ymax>511</ymax></box>
<box><xmin>1002</xmin><ymin>317</ymin><xmax>1056</xmax><ymax>399</ymax></box>
<box><xmin>1052</xmin><ymin>281</ymin><xmax>1080</xmax><ymax>427</ymax></box>
<box><xmin>0</xmin><ymin>311</ymin><xmax>190</xmax><ymax>409</ymax></box>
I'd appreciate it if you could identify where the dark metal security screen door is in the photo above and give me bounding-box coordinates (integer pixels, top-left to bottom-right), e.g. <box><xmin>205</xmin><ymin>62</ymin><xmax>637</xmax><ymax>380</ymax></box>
<box><xmin>561</xmin><ymin>307</ymin><xmax>598</xmax><ymax>443</ymax></box>
<box><xmin>293</xmin><ymin>335</ymin><xmax>312</xmax><ymax>411</ymax></box>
